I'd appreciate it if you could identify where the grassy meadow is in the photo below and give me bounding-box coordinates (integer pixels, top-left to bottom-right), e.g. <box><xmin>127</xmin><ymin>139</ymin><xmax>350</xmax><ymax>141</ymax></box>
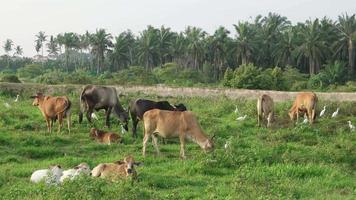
<box><xmin>0</xmin><ymin>91</ymin><xmax>355</xmax><ymax>199</ymax></box>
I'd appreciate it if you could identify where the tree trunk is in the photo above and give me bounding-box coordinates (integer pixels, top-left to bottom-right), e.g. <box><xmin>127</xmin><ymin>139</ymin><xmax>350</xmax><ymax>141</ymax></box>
<box><xmin>348</xmin><ymin>38</ymin><xmax>354</xmax><ymax>78</ymax></box>
<box><xmin>309</xmin><ymin>57</ymin><xmax>314</xmax><ymax>75</ymax></box>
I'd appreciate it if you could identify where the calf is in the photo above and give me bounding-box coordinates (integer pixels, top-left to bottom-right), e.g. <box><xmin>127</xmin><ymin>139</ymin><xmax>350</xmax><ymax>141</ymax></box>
<box><xmin>143</xmin><ymin>109</ymin><xmax>214</xmax><ymax>159</ymax></box>
<box><xmin>129</xmin><ymin>98</ymin><xmax>187</xmax><ymax>137</ymax></box>
<box><xmin>90</xmin><ymin>128</ymin><xmax>122</xmax><ymax>145</ymax></box>
<box><xmin>257</xmin><ymin>94</ymin><xmax>274</xmax><ymax>127</ymax></box>
<box><xmin>60</xmin><ymin>163</ymin><xmax>91</xmax><ymax>183</ymax></box>
<box><xmin>31</xmin><ymin>93</ymin><xmax>71</xmax><ymax>133</ymax></box>
<box><xmin>289</xmin><ymin>92</ymin><xmax>318</xmax><ymax>124</ymax></box>
<box><xmin>30</xmin><ymin>165</ymin><xmax>63</xmax><ymax>185</ymax></box>
<box><xmin>91</xmin><ymin>156</ymin><xmax>142</xmax><ymax>181</ymax></box>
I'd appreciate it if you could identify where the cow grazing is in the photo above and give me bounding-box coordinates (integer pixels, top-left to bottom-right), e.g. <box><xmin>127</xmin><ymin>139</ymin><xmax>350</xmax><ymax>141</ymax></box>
<box><xmin>129</xmin><ymin>98</ymin><xmax>187</xmax><ymax>137</ymax></box>
<box><xmin>79</xmin><ymin>85</ymin><xmax>129</xmax><ymax>131</ymax></box>
<box><xmin>91</xmin><ymin>156</ymin><xmax>142</xmax><ymax>181</ymax></box>
<box><xmin>60</xmin><ymin>163</ymin><xmax>91</xmax><ymax>183</ymax></box>
<box><xmin>30</xmin><ymin>165</ymin><xmax>63</xmax><ymax>184</ymax></box>
<box><xmin>142</xmin><ymin>109</ymin><xmax>214</xmax><ymax>159</ymax></box>
<box><xmin>289</xmin><ymin>92</ymin><xmax>318</xmax><ymax>124</ymax></box>
<box><xmin>257</xmin><ymin>94</ymin><xmax>274</xmax><ymax>127</ymax></box>
<box><xmin>90</xmin><ymin>128</ymin><xmax>122</xmax><ymax>145</ymax></box>
<box><xmin>31</xmin><ymin>93</ymin><xmax>71</xmax><ymax>133</ymax></box>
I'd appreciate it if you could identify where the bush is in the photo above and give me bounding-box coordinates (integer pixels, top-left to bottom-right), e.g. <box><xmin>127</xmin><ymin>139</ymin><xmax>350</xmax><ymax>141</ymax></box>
<box><xmin>0</xmin><ymin>74</ymin><xmax>21</xmax><ymax>83</ymax></box>
<box><xmin>222</xmin><ymin>67</ymin><xmax>233</xmax><ymax>87</ymax></box>
<box><xmin>17</xmin><ymin>64</ymin><xmax>44</xmax><ymax>79</ymax></box>
<box><xmin>112</xmin><ymin>66</ymin><xmax>158</xmax><ymax>85</ymax></box>
<box><xmin>36</xmin><ymin>70</ymin><xmax>66</xmax><ymax>84</ymax></box>
<box><xmin>230</xmin><ymin>63</ymin><xmax>262</xmax><ymax>89</ymax></box>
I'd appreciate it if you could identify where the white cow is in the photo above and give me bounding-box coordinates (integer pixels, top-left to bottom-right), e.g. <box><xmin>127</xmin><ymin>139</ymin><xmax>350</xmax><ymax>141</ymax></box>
<box><xmin>30</xmin><ymin>165</ymin><xmax>63</xmax><ymax>184</ymax></box>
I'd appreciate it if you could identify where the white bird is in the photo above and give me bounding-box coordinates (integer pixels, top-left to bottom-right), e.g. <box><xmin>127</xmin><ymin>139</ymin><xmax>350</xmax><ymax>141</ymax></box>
<box><xmin>91</xmin><ymin>113</ymin><xmax>98</xmax><ymax>120</ymax></box>
<box><xmin>302</xmin><ymin>114</ymin><xmax>308</xmax><ymax>124</ymax></box>
<box><xmin>319</xmin><ymin>106</ymin><xmax>326</xmax><ymax>117</ymax></box>
<box><xmin>234</xmin><ymin>105</ymin><xmax>238</xmax><ymax>114</ymax></box>
<box><xmin>14</xmin><ymin>94</ymin><xmax>19</xmax><ymax>102</ymax></box>
<box><xmin>121</xmin><ymin>125</ymin><xmax>127</xmax><ymax>134</ymax></box>
<box><xmin>331</xmin><ymin>108</ymin><xmax>339</xmax><ymax>118</ymax></box>
<box><xmin>236</xmin><ymin>115</ymin><xmax>247</xmax><ymax>121</ymax></box>
<box><xmin>224</xmin><ymin>141</ymin><xmax>229</xmax><ymax>150</ymax></box>
<box><xmin>4</xmin><ymin>102</ymin><xmax>11</xmax><ymax>108</ymax></box>
<box><xmin>347</xmin><ymin>121</ymin><xmax>355</xmax><ymax>131</ymax></box>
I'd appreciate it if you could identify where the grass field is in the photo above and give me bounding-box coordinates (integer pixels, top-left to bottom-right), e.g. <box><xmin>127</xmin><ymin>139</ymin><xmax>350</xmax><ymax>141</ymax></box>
<box><xmin>0</xmin><ymin>92</ymin><xmax>355</xmax><ymax>199</ymax></box>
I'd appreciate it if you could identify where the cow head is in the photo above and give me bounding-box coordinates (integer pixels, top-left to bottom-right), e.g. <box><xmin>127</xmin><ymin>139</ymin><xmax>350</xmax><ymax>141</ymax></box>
<box><xmin>288</xmin><ymin>110</ymin><xmax>296</xmax><ymax>120</ymax></box>
<box><xmin>115</xmin><ymin>156</ymin><xmax>142</xmax><ymax>176</ymax></box>
<box><xmin>202</xmin><ymin>135</ymin><xmax>215</xmax><ymax>152</ymax></box>
<box><xmin>119</xmin><ymin>111</ymin><xmax>129</xmax><ymax>131</ymax></box>
<box><xmin>89</xmin><ymin>128</ymin><xmax>99</xmax><ymax>139</ymax></box>
<box><xmin>74</xmin><ymin>163</ymin><xmax>91</xmax><ymax>175</ymax></box>
<box><xmin>30</xmin><ymin>93</ymin><xmax>44</xmax><ymax>106</ymax></box>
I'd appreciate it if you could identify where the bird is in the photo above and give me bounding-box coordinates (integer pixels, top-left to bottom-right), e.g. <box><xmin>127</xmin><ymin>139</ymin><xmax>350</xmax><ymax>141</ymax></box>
<box><xmin>224</xmin><ymin>141</ymin><xmax>229</xmax><ymax>150</ymax></box>
<box><xmin>14</xmin><ymin>94</ymin><xmax>19</xmax><ymax>102</ymax></box>
<box><xmin>236</xmin><ymin>115</ymin><xmax>247</xmax><ymax>121</ymax></box>
<box><xmin>347</xmin><ymin>121</ymin><xmax>355</xmax><ymax>131</ymax></box>
<box><xmin>91</xmin><ymin>113</ymin><xmax>98</xmax><ymax>120</ymax></box>
<box><xmin>121</xmin><ymin>125</ymin><xmax>127</xmax><ymax>134</ymax></box>
<box><xmin>331</xmin><ymin>108</ymin><xmax>339</xmax><ymax>118</ymax></box>
<box><xmin>302</xmin><ymin>114</ymin><xmax>308</xmax><ymax>124</ymax></box>
<box><xmin>319</xmin><ymin>106</ymin><xmax>326</xmax><ymax>117</ymax></box>
<box><xmin>234</xmin><ymin>105</ymin><xmax>238</xmax><ymax>114</ymax></box>
<box><xmin>4</xmin><ymin>102</ymin><xmax>11</xmax><ymax>108</ymax></box>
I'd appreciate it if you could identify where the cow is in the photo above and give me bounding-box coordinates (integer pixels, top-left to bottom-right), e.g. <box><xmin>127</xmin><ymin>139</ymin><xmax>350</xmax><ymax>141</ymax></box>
<box><xmin>128</xmin><ymin>98</ymin><xmax>187</xmax><ymax>137</ymax></box>
<box><xmin>79</xmin><ymin>85</ymin><xmax>129</xmax><ymax>131</ymax></box>
<box><xmin>30</xmin><ymin>165</ymin><xmax>63</xmax><ymax>185</ymax></box>
<box><xmin>257</xmin><ymin>94</ymin><xmax>274</xmax><ymax>127</ymax></box>
<box><xmin>289</xmin><ymin>92</ymin><xmax>318</xmax><ymax>124</ymax></box>
<box><xmin>31</xmin><ymin>93</ymin><xmax>71</xmax><ymax>133</ymax></box>
<box><xmin>142</xmin><ymin>109</ymin><xmax>214</xmax><ymax>159</ymax></box>
<box><xmin>60</xmin><ymin>163</ymin><xmax>91</xmax><ymax>183</ymax></box>
<box><xmin>89</xmin><ymin>128</ymin><xmax>122</xmax><ymax>145</ymax></box>
<box><xmin>91</xmin><ymin>156</ymin><xmax>142</xmax><ymax>181</ymax></box>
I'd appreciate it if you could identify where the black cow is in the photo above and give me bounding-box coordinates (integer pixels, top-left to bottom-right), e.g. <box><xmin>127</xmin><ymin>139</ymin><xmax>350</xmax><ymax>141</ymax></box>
<box><xmin>128</xmin><ymin>98</ymin><xmax>187</xmax><ymax>137</ymax></box>
<box><xmin>79</xmin><ymin>85</ymin><xmax>129</xmax><ymax>131</ymax></box>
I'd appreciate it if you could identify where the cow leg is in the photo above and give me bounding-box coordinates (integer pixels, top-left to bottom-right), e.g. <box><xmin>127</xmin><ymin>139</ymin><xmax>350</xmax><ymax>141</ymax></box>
<box><xmin>132</xmin><ymin>116</ymin><xmax>139</xmax><ymax>138</ymax></box>
<box><xmin>105</xmin><ymin>107</ymin><xmax>112</xmax><ymax>128</ymax></box>
<box><xmin>151</xmin><ymin>134</ymin><xmax>161</xmax><ymax>156</ymax></box>
<box><xmin>57</xmin><ymin>114</ymin><xmax>64</xmax><ymax>133</ymax></box>
<box><xmin>45</xmin><ymin>117</ymin><xmax>51</xmax><ymax>133</ymax></box>
<box><xmin>308</xmin><ymin>109</ymin><xmax>313</xmax><ymax>124</ymax></box>
<box><xmin>142</xmin><ymin>133</ymin><xmax>150</xmax><ymax>157</ymax></box>
<box><xmin>179</xmin><ymin>134</ymin><xmax>186</xmax><ymax>159</ymax></box>
<box><xmin>86</xmin><ymin>109</ymin><xmax>93</xmax><ymax>123</ymax></box>
<box><xmin>67</xmin><ymin>111</ymin><xmax>71</xmax><ymax>134</ymax></box>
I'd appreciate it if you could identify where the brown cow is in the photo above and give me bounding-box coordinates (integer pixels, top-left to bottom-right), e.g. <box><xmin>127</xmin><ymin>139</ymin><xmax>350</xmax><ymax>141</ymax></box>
<box><xmin>31</xmin><ymin>93</ymin><xmax>71</xmax><ymax>133</ymax></box>
<box><xmin>257</xmin><ymin>94</ymin><xmax>274</xmax><ymax>127</ymax></box>
<box><xmin>288</xmin><ymin>92</ymin><xmax>318</xmax><ymax>124</ymax></box>
<box><xmin>91</xmin><ymin>156</ymin><xmax>142</xmax><ymax>181</ymax></box>
<box><xmin>89</xmin><ymin>128</ymin><xmax>122</xmax><ymax>145</ymax></box>
<box><xmin>142</xmin><ymin>109</ymin><xmax>214</xmax><ymax>159</ymax></box>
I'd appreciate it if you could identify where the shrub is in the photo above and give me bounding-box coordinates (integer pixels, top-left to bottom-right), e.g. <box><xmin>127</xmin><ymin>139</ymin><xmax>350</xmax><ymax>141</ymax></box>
<box><xmin>222</xmin><ymin>67</ymin><xmax>233</xmax><ymax>87</ymax></box>
<box><xmin>0</xmin><ymin>74</ymin><xmax>21</xmax><ymax>83</ymax></box>
<box><xmin>112</xmin><ymin>66</ymin><xmax>158</xmax><ymax>85</ymax></box>
<box><xmin>17</xmin><ymin>64</ymin><xmax>44</xmax><ymax>79</ymax></box>
<box><xmin>36</xmin><ymin>70</ymin><xmax>66</xmax><ymax>84</ymax></box>
<box><xmin>230</xmin><ymin>63</ymin><xmax>262</xmax><ymax>89</ymax></box>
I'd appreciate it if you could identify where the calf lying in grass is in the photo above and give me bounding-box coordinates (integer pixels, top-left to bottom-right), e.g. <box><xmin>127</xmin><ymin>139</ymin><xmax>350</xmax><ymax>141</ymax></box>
<box><xmin>60</xmin><ymin>163</ymin><xmax>91</xmax><ymax>183</ymax></box>
<box><xmin>30</xmin><ymin>165</ymin><xmax>63</xmax><ymax>185</ymax></box>
<box><xmin>91</xmin><ymin>156</ymin><xmax>142</xmax><ymax>181</ymax></box>
<box><xmin>90</xmin><ymin>128</ymin><xmax>122</xmax><ymax>145</ymax></box>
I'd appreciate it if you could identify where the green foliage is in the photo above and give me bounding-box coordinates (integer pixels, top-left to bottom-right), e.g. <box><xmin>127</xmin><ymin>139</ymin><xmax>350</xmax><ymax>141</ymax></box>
<box><xmin>113</xmin><ymin>66</ymin><xmax>158</xmax><ymax>85</ymax></box>
<box><xmin>0</xmin><ymin>74</ymin><xmax>21</xmax><ymax>83</ymax></box>
<box><xmin>36</xmin><ymin>70</ymin><xmax>66</xmax><ymax>84</ymax></box>
<box><xmin>230</xmin><ymin>63</ymin><xmax>262</xmax><ymax>89</ymax></box>
<box><xmin>222</xmin><ymin>67</ymin><xmax>233</xmax><ymax>86</ymax></box>
<box><xmin>17</xmin><ymin>64</ymin><xmax>44</xmax><ymax>79</ymax></box>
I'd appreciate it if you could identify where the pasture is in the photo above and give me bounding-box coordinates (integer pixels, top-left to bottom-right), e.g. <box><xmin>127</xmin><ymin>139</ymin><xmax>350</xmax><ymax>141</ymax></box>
<box><xmin>0</xmin><ymin>91</ymin><xmax>355</xmax><ymax>199</ymax></box>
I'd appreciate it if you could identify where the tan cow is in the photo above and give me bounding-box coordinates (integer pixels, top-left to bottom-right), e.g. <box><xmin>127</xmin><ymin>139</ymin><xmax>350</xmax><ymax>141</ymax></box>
<box><xmin>257</xmin><ymin>94</ymin><xmax>274</xmax><ymax>127</ymax></box>
<box><xmin>91</xmin><ymin>156</ymin><xmax>142</xmax><ymax>181</ymax></box>
<box><xmin>89</xmin><ymin>128</ymin><xmax>122</xmax><ymax>145</ymax></box>
<box><xmin>288</xmin><ymin>92</ymin><xmax>318</xmax><ymax>124</ymax></box>
<box><xmin>142</xmin><ymin>109</ymin><xmax>214</xmax><ymax>159</ymax></box>
<box><xmin>31</xmin><ymin>93</ymin><xmax>71</xmax><ymax>133</ymax></box>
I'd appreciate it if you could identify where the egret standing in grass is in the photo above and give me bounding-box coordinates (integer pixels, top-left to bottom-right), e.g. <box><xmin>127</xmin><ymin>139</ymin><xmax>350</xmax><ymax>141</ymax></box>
<box><xmin>236</xmin><ymin>115</ymin><xmax>247</xmax><ymax>121</ymax></box>
<box><xmin>319</xmin><ymin>106</ymin><xmax>326</xmax><ymax>117</ymax></box>
<box><xmin>234</xmin><ymin>105</ymin><xmax>238</xmax><ymax>114</ymax></box>
<box><xmin>347</xmin><ymin>121</ymin><xmax>355</xmax><ymax>131</ymax></box>
<box><xmin>331</xmin><ymin>108</ymin><xmax>339</xmax><ymax>118</ymax></box>
<box><xmin>4</xmin><ymin>102</ymin><xmax>11</xmax><ymax>108</ymax></box>
<box><xmin>91</xmin><ymin>113</ymin><xmax>98</xmax><ymax>120</ymax></box>
<box><xmin>302</xmin><ymin>113</ymin><xmax>308</xmax><ymax>124</ymax></box>
<box><xmin>14</xmin><ymin>94</ymin><xmax>19</xmax><ymax>102</ymax></box>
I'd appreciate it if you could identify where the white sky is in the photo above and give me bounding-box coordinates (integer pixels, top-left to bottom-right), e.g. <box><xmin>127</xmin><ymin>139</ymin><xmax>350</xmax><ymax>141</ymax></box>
<box><xmin>0</xmin><ymin>0</ymin><xmax>355</xmax><ymax>56</ymax></box>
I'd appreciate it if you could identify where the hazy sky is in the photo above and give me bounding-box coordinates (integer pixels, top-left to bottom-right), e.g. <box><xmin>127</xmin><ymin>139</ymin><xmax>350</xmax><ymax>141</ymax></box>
<box><xmin>0</xmin><ymin>0</ymin><xmax>354</xmax><ymax>56</ymax></box>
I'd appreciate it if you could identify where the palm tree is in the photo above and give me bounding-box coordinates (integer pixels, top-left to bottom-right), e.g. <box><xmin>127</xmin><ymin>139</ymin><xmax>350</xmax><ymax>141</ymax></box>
<box><xmin>233</xmin><ymin>22</ymin><xmax>256</xmax><ymax>65</ymax></box>
<box><xmin>185</xmin><ymin>26</ymin><xmax>206</xmax><ymax>70</ymax></box>
<box><xmin>210</xmin><ymin>26</ymin><xmax>230</xmax><ymax>79</ymax></box>
<box><xmin>157</xmin><ymin>26</ymin><xmax>174</xmax><ymax>66</ymax></box>
<box><xmin>171</xmin><ymin>32</ymin><xmax>187</xmax><ymax>67</ymax></box>
<box><xmin>47</xmin><ymin>35</ymin><xmax>59</xmax><ymax>58</ymax></box>
<box><xmin>111</xmin><ymin>32</ymin><xmax>132</xmax><ymax>70</ymax></box>
<box><xmin>273</xmin><ymin>28</ymin><xmax>295</xmax><ymax>67</ymax></box>
<box><xmin>334</xmin><ymin>13</ymin><xmax>356</xmax><ymax>77</ymax></box>
<box><xmin>137</xmin><ymin>26</ymin><xmax>159</xmax><ymax>70</ymax></box>
<box><xmin>57</xmin><ymin>32</ymin><xmax>79</xmax><ymax>71</ymax></box>
<box><xmin>89</xmin><ymin>29</ymin><xmax>113</xmax><ymax>74</ymax></box>
<box><xmin>35</xmin><ymin>31</ymin><xmax>47</xmax><ymax>61</ymax></box>
<box><xmin>13</xmin><ymin>45</ymin><xmax>23</xmax><ymax>57</ymax></box>
<box><xmin>3</xmin><ymin>39</ymin><xmax>13</xmax><ymax>67</ymax></box>
<box><xmin>35</xmin><ymin>40</ymin><xmax>41</xmax><ymax>55</ymax></box>
<box><xmin>296</xmin><ymin>19</ymin><xmax>328</xmax><ymax>75</ymax></box>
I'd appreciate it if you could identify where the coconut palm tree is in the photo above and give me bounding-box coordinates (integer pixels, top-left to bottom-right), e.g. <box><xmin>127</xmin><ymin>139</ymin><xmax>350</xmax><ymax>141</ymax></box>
<box><xmin>210</xmin><ymin>26</ymin><xmax>230</xmax><ymax>79</ymax></box>
<box><xmin>35</xmin><ymin>31</ymin><xmax>47</xmax><ymax>62</ymax></box>
<box><xmin>58</xmin><ymin>32</ymin><xmax>79</xmax><ymax>71</ymax></box>
<box><xmin>3</xmin><ymin>39</ymin><xmax>13</xmax><ymax>67</ymax></box>
<box><xmin>157</xmin><ymin>26</ymin><xmax>174</xmax><ymax>66</ymax></box>
<box><xmin>137</xmin><ymin>26</ymin><xmax>159</xmax><ymax>70</ymax></box>
<box><xmin>233</xmin><ymin>22</ymin><xmax>256</xmax><ymax>65</ymax></box>
<box><xmin>47</xmin><ymin>35</ymin><xmax>59</xmax><ymax>58</ymax></box>
<box><xmin>185</xmin><ymin>26</ymin><xmax>206</xmax><ymax>70</ymax></box>
<box><xmin>273</xmin><ymin>28</ymin><xmax>295</xmax><ymax>67</ymax></box>
<box><xmin>89</xmin><ymin>29</ymin><xmax>113</xmax><ymax>74</ymax></box>
<box><xmin>334</xmin><ymin>13</ymin><xmax>356</xmax><ymax>77</ymax></box>
<box><xmin>111</xmin><ymin>32</ymin><xmax>131</xmax><ymax>70</ymax></box>
<box><xmin>13</xmin><ymin>45</ymin><xmax>23</xmax><ymax>57</ymax></box>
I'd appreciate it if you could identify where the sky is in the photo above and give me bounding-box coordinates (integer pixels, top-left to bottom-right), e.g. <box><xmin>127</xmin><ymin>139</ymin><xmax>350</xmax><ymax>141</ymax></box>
<box><xmin>0</xmin><ymin>0</ymin><xmax>355</xmax><ymax>56</ymax></box>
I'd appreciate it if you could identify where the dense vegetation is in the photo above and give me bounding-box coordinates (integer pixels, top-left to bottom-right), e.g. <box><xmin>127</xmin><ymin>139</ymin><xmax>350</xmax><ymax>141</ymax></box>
<box><xmin>0</xmin><ymin>13</ymin><xmax>355</xmax><ymax>90</ymax></box>
<box><xmin>0</xmin><ymin>91</ymin><xmax>355</xmax><ymax>199</ymax></box>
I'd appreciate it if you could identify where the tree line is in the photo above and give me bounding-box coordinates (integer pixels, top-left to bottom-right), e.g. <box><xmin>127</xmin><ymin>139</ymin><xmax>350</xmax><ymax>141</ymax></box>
<box><xmin>1</xmin><ymin>12</ymin><xmax>355</xmax><ymax>82</ymax></box>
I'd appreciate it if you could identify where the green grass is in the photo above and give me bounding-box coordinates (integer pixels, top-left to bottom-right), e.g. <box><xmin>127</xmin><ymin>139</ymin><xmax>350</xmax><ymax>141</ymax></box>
<box><xmin>0</xmin><ymin>93</ymin><xmax>355</xmax><ymax>199</ymax></box>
